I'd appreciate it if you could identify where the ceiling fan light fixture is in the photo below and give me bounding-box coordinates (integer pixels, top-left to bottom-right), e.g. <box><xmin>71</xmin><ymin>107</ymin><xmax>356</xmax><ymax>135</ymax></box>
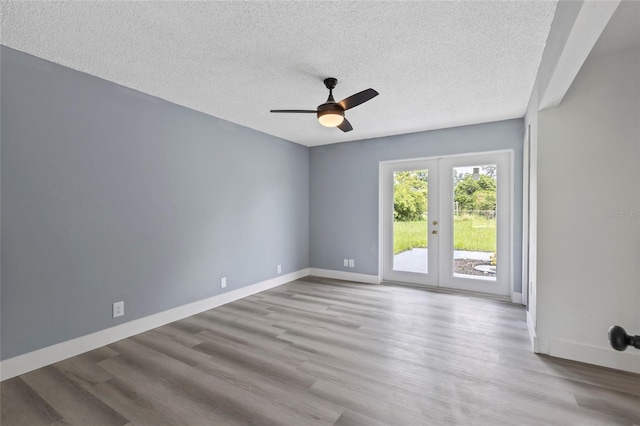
<box><xmin>317</xmin><ymin>109</ymin><xmax>344</xmax><ymax>127</ymax></box>
<box><xmin>270</xmin><ymin>77</ymin><xmax>378</xmax><ymax>133</ymax></box>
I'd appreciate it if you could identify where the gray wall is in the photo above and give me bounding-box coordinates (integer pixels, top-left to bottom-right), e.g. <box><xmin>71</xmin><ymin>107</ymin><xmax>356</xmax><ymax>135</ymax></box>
<box><xmin>309</xmin><ymin>119</ymin><xmax>524</xmax><ymax>291</ymax></box>
<box><xmin>536</xmin><ymin>46</ymin><xmax>639</xmax><ymax>369</ymax></box>
<box><xmin>1</xmin><ymin>46</ymin><xmax>309</xmax><ymax>360</ymax></box>
<box><xmin>1</xmin><ymin>45</ymin><xmax>525</xmax><ymax>361</ymax></box>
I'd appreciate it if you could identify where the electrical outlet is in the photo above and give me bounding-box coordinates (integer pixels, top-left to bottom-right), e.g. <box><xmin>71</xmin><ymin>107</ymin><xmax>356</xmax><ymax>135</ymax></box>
<box><xmin>112</xmin><ymin>301</ymin><xmax>124</xmax><ymax>318</ymax></box>
<box><xmin>277</xmin><ymin>264</ymin><xmax>282</xmax><ymax>274</ymax></box>
<box><xmin>344</xmin><ymin>259</ymin><xmax>349</xmax><ymax>267</ymax></box>
<box><xmin>221</xmin><ymin>277</ymin><xmax>227</xmax><ymax>288</ymax></box>
<box><xmin>349</xmin><ymin>259</ymin><xmax>355</xmax><ymax>268</ymax></box>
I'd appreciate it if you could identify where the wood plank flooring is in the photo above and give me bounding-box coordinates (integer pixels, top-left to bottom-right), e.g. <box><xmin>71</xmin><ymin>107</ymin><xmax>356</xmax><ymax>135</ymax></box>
<box><xmin>2</xmin><ymin>277</ymin><xmax>639</xmax><ymax>425</ymax></box>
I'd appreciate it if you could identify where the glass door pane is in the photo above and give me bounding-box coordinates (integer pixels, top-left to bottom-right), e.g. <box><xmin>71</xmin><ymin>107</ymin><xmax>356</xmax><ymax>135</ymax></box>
<box><xmin>393</xmin><ymin>169</ymin><xmax>429</xmax><ymax>274</ymax></box>
<box><xmin>452</xmin><ymin>164</ymin><xmax>497</xmax><ymax>280</ymax></box>
<box><xmin>382</xmin><ymin>159</ymin><xmax>438</xmax><ymax>287</ymax></box>
<box><xmin>438</xmin><ymin>152</ymin><xmax>510</xmax><ymax>297</ymax></box>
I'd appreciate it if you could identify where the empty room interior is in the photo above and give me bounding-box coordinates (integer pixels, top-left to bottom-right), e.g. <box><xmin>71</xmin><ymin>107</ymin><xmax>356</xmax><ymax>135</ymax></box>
<box><xmin>1</xmin><ymin>1</ymin><xmax>639</xmax><ymax>425</ymax></box>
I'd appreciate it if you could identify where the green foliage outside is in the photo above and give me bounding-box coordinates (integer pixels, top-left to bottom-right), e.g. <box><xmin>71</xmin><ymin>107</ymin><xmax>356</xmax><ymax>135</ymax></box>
<box><xmin>393</xmin><ymin>168</ymin><xmax>498</xmax><ymax>255</ymax></box>
<box><xmin>393</xmin><ymin>221</ymin><xmax>429</xmax><ymax>254</ymax></box>
<box><xmin>452</xmin><ymin>215</ymin><xmax>497</xmax><ymax>252</ymax></box>
<box><xmin>393</xmin><ymin>171</ymin><xmax>428</xmax><ymax>221</ymax></box>
<box><xmin>393</xmin><ymin>216</ymin><xmax>496</xmax><ymax>254</ymax></box>
<box><xmin>394</xmin><ymin>170</ymin><xmax>497</xmax><ymax>223</ymax></box>
<box><xmin>454</xmin><ymin>174</ymin><xmax>496</xmax><ymax>211</ymax></box>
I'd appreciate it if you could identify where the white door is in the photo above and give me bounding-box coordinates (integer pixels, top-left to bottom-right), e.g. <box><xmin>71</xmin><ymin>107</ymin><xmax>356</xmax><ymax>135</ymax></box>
<box><xmin>381</xmin><ymin>159</ymin><xmax>439</xmax><ymax>286</ymax></box>
<box><xmin>382</xmin><ymin>152</ymin><xmax>512</xmax><ymax>297</ymax></box>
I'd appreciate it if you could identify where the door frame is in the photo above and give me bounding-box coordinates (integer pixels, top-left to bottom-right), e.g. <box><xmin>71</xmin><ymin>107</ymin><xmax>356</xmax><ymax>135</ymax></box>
<box><xmin>379</xmin><ymin>150</ymin><xmax>515</xmax><ymax>299</ymax></box>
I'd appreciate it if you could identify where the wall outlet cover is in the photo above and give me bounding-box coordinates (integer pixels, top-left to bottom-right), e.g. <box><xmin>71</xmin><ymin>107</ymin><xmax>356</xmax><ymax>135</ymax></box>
<box><xmin>112</xmin><ymin>301</ymin><xmax>124</xmax><ymax>318</ymax></box>
<box><xmin>344</xmin><ymin>259</ymin><xmax>349</xmax><ymax>267</ymax></box>
<box><xmin>349</xmin><ymin>259</ymin><xmax>355</xmax><ymax>268</ymax></box>
<box><xmin>221</xmin><ymin>277</ymin><xmax>227</xmax><ymax>288</ymax></box>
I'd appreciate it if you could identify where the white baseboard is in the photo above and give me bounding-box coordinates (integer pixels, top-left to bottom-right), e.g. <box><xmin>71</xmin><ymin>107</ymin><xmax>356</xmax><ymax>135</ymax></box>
<box><xmin>527</xmin><ymin>311</ymin><xmax>538</xmax><ymax>352</ymax></box>
<box><xmin>308</xmin><ymin>268</ymin><xmax>381</xmax><ymax>285</ymax></box>
<box><xmin>548</xmin><ymin>337</ymin><xmax>640</xmax><ymax>374</ymax></box>
<box><xmin>511</xmin><ymin>292</ymin><xmax>522</xmax><ymax>304</ymax></box>
<box><xmin>0</xmin><ymin>269</ymin><xmax>309</xmax><ymax>382</ymax></box>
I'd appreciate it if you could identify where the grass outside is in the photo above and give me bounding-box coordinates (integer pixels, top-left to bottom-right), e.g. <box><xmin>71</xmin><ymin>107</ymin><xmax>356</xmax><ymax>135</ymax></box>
<box><xmin>394</xmin><ymin>215</ymin><xmax>496</xmax><ymax>254</ymax></box>
<box><xmin>393</xmin><ymin>221</ymin><xmax>429</xmax><ymax>254</ymax></box>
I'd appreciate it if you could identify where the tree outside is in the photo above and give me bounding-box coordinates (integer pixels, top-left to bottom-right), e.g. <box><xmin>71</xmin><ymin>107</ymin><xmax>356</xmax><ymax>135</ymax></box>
<box><xmin>453</xmin><ymin>174</ymin><xmax>496</xmax><ymax>213</ymax></box>
<box><xmin>393</xmin><ymin>171</ymin><xmax>428</xmax><ymax>222</ymax></box>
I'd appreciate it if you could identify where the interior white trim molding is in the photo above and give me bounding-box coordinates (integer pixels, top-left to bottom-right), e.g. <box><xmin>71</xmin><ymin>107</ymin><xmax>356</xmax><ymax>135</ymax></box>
<box><xmin>0</xmin><ymin>268</ymin><xmax>310</xmax><ymax>382</ymax></box>
<box><xmin>548</xmin><ymin>338</ymin><xmax>640</xmax><ymax>374</ymax></box>
<box><xmin>539</xmin><ymin>0</ymin><xmax>620</xmax><ymax>110</ymax></box>
<box><xmin>527</xmin><ymin>311</ymin><xmax>538</xmax><ymax>352</ymax></box>
<box><xmin>308</xmin><ymin>268</ymin><xmax>381</xmax><ymax>285</ymax></box>
<box><xmin>511</xmin><ymin>292</ymin><xmax>522</xmax><ymax>305</ymax></box>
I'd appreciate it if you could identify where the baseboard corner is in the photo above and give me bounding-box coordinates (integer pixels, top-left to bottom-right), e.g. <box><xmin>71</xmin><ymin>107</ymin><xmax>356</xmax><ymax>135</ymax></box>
<box><xmin>511</xmin><ymin>292</ymin><xmax>523</xmax><ymax>304</ymax></box>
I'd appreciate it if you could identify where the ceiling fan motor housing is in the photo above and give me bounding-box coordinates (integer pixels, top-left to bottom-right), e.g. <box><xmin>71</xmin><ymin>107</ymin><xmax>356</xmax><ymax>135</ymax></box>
<box><xmin>317</xmin><ymin>102</ymin><xmax>345</xmax><ymax>127</ymax></box>
<box><xmin>317</xmin><ymin>102</ymin><xmax>345</xmax><ymax>120</ymax></box>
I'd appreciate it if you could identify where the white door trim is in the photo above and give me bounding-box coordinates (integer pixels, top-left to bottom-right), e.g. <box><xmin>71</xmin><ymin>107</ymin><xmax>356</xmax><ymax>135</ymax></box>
<box><xmin>521</xmin><ymin>125</ymin><xmax>531</xmax><ymax>306</ymax></box>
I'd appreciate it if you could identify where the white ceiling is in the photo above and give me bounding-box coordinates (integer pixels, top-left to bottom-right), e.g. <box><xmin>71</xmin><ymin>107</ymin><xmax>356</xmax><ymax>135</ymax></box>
<box><xmin>1</xmin><ymin>1</ymin><xmax>558</xmax><ymax>147</ymax></box>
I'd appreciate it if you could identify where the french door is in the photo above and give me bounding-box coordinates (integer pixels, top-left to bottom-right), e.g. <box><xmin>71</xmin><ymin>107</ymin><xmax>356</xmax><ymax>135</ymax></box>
<box><xmin>381</xmin><ymin>152</ymin><xmax>512</xmax><ymax>296</ymax></box>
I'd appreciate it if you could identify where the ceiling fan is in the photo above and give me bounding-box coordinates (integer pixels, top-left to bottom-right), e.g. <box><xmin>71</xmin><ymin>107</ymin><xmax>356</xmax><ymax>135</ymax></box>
<box><xmin>270</xmin><ymin>78</ymin><xmax>379</xmax><ymax>132</ymax></box>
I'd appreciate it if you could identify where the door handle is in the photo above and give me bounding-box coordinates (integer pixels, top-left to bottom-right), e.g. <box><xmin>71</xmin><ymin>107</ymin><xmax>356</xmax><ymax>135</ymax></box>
<box><xmin>432</xmin><ymin>221</ymin><xmax>438</xmax><ymax>225</ymax></box>
<box><xmin>609</xmin><ymin>325</ymin><xmax>640</xmax><ymax>351</ymax></box>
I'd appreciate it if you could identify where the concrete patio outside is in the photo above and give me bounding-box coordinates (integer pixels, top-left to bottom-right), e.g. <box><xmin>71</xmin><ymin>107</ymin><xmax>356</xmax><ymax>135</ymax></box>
<box><xmin>393</xmin><ymin>248</ymin><xmax>492</xmax><ymax>274</ymax></box>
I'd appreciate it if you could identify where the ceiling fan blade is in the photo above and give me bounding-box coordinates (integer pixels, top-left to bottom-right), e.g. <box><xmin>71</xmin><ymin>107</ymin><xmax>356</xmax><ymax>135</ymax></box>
<box><xmin>270</xmin><ymin>109</ymin><xmax>317</xmax><ymax>113</ymax></box>
<box><xmin>338</xmin><ymin>118</ymin><xmax>353</xmax><ymax>132</ymax></box>
<box><xmin>338</xmin><ymin>88</ymin><xmax>379</xmax><ymax>110</ymax></box>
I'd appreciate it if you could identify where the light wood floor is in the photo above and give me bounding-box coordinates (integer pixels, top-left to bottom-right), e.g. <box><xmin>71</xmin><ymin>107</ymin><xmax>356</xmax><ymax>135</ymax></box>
<box><xmin>2</xmin><ymin>277</ymin><xmax>639</xmax><ymax>425</ymax></box>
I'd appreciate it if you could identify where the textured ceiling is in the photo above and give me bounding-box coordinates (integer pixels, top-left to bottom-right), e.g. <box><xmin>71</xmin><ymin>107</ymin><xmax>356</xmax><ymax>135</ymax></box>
<box><xmin>1</xmin><ymin>1</ymin><xmax>557</xmax><ymax>147</ymax></box>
